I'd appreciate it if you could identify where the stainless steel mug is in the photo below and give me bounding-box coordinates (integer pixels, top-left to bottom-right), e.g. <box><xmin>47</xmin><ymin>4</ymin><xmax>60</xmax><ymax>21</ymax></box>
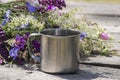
<box><xmin>27</xmin><ymin>29</ymin><xmax>80</xmax><ymax>73</ymax></box>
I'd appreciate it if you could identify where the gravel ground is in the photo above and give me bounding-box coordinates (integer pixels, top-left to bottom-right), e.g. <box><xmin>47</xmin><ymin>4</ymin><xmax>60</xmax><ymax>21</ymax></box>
<box><xmin>0</xmin><ymin>64</ymin><xmax>119</xmax><ymax>80</ymax></box>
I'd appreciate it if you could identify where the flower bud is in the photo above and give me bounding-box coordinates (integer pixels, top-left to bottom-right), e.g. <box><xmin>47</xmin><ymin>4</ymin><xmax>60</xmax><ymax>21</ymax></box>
<box><xmin>99</xmin><ymin>32</ymin><xmax>109</xmax><ymax>40</ymax></box>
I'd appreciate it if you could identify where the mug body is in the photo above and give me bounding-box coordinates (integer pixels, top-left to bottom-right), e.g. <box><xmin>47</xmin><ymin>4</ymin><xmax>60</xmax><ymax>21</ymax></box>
<box><xmin>40</xmin><ymin>29</ymin><xmax>80</xmax><ymax>73</ymax></box>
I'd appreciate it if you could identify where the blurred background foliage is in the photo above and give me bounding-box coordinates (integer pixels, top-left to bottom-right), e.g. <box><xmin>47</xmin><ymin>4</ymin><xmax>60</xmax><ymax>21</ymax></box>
<box><xmin>69</xmin><ymin>0</ymin><xmax>120</xmax><ymax>4</ymax></box>
<box><xmin>1</xmin><ymin>0</ymin><xmax>120</xmax><ymax>4</ymax></box>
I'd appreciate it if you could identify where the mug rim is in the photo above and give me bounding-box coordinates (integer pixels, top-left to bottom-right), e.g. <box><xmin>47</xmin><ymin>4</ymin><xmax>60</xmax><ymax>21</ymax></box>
<box><xmin>40</xmin><ymin>28</ymin><xmax>80</xmax><ymax>38</ymax></box>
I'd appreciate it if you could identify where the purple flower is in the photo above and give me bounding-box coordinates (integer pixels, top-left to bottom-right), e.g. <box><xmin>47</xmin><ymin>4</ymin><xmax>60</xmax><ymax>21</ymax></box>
<box><xmin>24</xmin><ymin>33</ymin><xmax>30</xmax><ymax>40</ymax></box>
<box><xmin>4</xmin><ymin>10</ymin><xmax>11</xmax><ymax>19</ymax></box>
<box><xmin>80</xmin><ymin>32</ymin><xmax>87</xmax><ymax>40</ymax></box>
<box><xmin>1</xmin><ymin>18</ymin><xmax>9</xmax><ymax>26</ymax></box>
<box><xmin>14</xmin><ymin>34</ymin><xmax>26</xmax><ymax>50</ymax></box>
<box><xmin>0</xmin><ymin>42</ymin><xmax>9</xmax><ymax>61</ymax></box>
<box><xmin>0</xmin><ymin>59</ymin><xmax>3</xmax><ymax>65</ymax></box>
<box><xmin>47</xmin><ymin>5</ymin><xmax>56</xmax><ymax>11</ymax></box>
<box><xmin>25</xmin><ymin>0</ymin><xmax>66</xmax><ymax>13</ymax></box>
<box><xmin>37</xmin><ymin>0</ymin><xmax>66</xmax><ymax>13</ymax></box>
<box><xmin>26</xmin><ymin>2</ymin><xmax>37</xmax><ymax>13</ymax></box>
<box><xmin>99</xmin><ymin>32</ymin><xmax>109</xmax><ymax>40</ymax></box>
<box><xmin>32</xmin><ymin>40</ymin><xmax>40</xmax><ymax>53</ymax></box>
<box><xmin>0</xmin><ymin>27</ymin><xmax>7</xmax><ymax>41</ymax></box>
<box><xmin>1</xmin><ymin>10</ymin><xmax>11</xmax><ymax>26</ymax></box>
<box><xmin>9</xmin><ymin>34</ymin><xmax>28</xmax><ymax>62</ymax></box>
<box><xmin>9</xmin><ymin>47</ymin><xmax>19</xmax><ymax>59</ymax></box>
<box><xmin>0</xmin><ymin>28</ymin><xmax>9</xmax><ymax>61</ymax></box>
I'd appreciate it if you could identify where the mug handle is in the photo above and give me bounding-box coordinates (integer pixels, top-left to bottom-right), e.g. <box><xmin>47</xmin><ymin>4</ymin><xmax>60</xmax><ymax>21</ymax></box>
<box><xmin>27</xmin><ymin>33</ymin><xmax>41</xmax><ymax>62</ymax></box>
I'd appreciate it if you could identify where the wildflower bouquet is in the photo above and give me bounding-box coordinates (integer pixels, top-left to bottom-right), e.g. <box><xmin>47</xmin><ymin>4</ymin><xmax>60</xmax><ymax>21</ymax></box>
<box><xmin>0</xmin><ymin>0</ymin><xmax>111</xmax><ymax>65</ymax></box>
